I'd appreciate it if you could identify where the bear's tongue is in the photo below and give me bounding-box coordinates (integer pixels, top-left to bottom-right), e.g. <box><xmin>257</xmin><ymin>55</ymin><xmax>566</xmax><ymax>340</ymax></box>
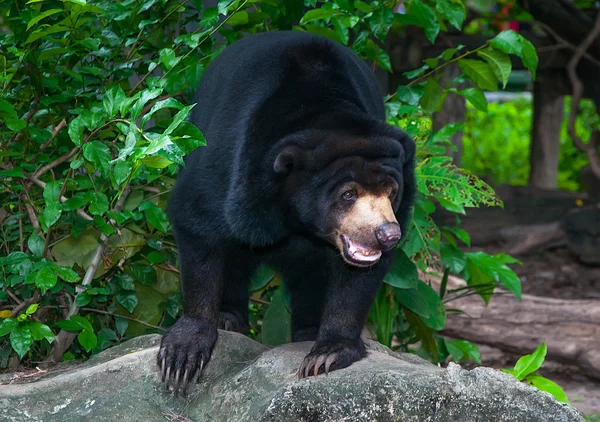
<box><xmin>345</xmin><ymin>237</ymin><xmax>382</xmax><ymax>263</ymax></box>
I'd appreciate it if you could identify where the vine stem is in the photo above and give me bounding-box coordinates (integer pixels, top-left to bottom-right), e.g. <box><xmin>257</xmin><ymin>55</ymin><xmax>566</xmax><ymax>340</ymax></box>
<box><xmin>385</xmin><ymin>44</ymin><xmax>488</xmax><ymax>103</ymax></box>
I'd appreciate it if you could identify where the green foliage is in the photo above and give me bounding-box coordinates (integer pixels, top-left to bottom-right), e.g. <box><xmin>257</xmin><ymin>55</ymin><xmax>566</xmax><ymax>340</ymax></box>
<box><xmin>0</xmin><ymin>0</ymin><xmax>538</xmax><ymax>377</ymax></box>
<box><xmin>461</xmin><ymin>98</ymin><xmax>591</xmax><ymax>191</ymax></box>
<box><xmin>503</xmin><ymin>343</ymin><xmax>570</xmax><ymax>405</ymax></box>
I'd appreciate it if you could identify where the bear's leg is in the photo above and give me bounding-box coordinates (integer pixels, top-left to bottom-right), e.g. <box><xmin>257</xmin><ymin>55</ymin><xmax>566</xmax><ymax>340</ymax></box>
<box><xmin>219</xmin><ymin>248</ymin><xmax>257</xmax><ymax>335</ymax></box>
<box><xmin>297</xmin><ymin>253</ymin><xmax>394</xmax><ymax>378</ymax></box>
<box><xmin>157</xmin><ymin>230</ymin><xmax>225</xmax><ymax>395</ymax></box>
<box><xmin>288</xmin><ymin>268</ymin><xmax>328</xmax><ymax>342</ymax></box>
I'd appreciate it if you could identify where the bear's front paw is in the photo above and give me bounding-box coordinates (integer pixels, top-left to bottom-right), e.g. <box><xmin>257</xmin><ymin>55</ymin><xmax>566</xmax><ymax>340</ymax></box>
<box><xmin>297</xmin><ymin>337</ymin><xmax>366</xmax><ymax>379</ymax></box>
<box><xmin>157</xmin><ymin>316</ymin><xmax>217</xmax><ymax>396</ymax></box>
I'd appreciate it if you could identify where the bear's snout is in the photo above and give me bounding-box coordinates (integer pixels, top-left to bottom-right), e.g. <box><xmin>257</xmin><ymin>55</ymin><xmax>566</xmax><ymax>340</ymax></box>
<box><xmin>375</xmin><ymin>222</ymin><xmax>401</xmax><ymax>251</ymax></box>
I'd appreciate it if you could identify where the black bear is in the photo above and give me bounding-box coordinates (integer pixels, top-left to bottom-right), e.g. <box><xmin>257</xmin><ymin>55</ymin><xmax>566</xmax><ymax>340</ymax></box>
<box><xmin>158</xmin><ymin>30</ymin><xmax>416</xmax><ymax>395</ymax></box>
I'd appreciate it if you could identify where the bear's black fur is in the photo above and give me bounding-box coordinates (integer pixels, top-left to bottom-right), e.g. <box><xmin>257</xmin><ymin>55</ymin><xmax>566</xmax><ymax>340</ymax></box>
<box><xmin>158</xmin><ymin>30</ymin><xmax>416</xmax><ymax>395</ymax></box>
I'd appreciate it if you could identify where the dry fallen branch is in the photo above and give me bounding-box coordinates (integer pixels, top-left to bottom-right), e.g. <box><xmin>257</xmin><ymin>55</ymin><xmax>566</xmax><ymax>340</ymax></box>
<box><xmin>423</xmin><ymin>271</ymin><xmax>600</xmax><ymax>381</ymax></box>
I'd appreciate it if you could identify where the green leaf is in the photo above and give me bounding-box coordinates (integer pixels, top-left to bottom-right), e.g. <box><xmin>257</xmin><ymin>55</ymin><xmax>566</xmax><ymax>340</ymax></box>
<box><xmin>436</xmin><ymin>0</ymin><xmax>465</xmax><ymax>30</ymax></box>
<box><xmin>130</xmin><ymin>88</ymin><xmax>163</xmax><ymax>121</ymax></box>
<box><xmin>50</xmin><ymin>265</ymin><xmax>80</xmax><ymax>283</ymax></box>
<box><xmin>440</xmin><ymin>243</ymin><xmax>466</xmax><ymax>273</ymax></box>
<box><xmin>103</xmin><ymin>86</ymin><xmax>126</xmax><ymax>118</ymax></box>
<box><xmin>117</xmin><ymin>291</ymin><xmax>138</xmax><ymax>313</ymax></box>
<box><xmin>25</xmin><ymin>304</ymin><xmax>38</xmax><ymax>316</ymax></box>
<box><xmin>0</xmin><ymin>99</ymin><xmax>17</xmax><ymax>119</ymax></box>
<box><xmin>384</xmin><ymin>249</ymin><xmax>419</xmax><ymax>289</ymax></box>
<box><xmin>56</xmin><ymin>319</ymin><xmax>83</xmax><ymax>331</ymax></box>
<box><xmin>143</xmin><ymin>105</ymin><xmax>194</xmax><ymax>156</ymax></box>
<box><xmin>141</xmin><ymin>156</ymin><xmax>173</xmax><ymax>169</ymax></box>
<box><xmin>397</xmin><ymin>85</ymin><xmax>424</xmax><ymax>106</ymax></box>
<box><xmin>62</xmin><ymin>193</ymin><xmax>89</xmax><ymax>211</ymax></box>
<box><xmin>411</xmin><ymin>1</ymin><xmax>440</xmax><ymax>43</ymax></box>
<box><xmin>113</xmin><ymin>160</ymin><xmax>132</xmax><ymax>186</ymax></box>
<box><xmin>129</xmin><ymin>261</ymin><xmax>157</xmax><ymax>285</ymax></box>
<box><xmin>419</xmin><ymin>78</ymin><xmax>443</xmax><ymax>113</ymax></box>
<box><xmin>159</xmin><ymin>48</ymin><xmax>179</xmax><ymax>70</ymax></box>
<box><xmin>416</xmin><ymin>156</ymin><xmax>501</xmax><ymax>211</ymax></box>
<box><xmin>368</xmin><ymin>6</ymin><xmax>394</xmax><ymax>42</ymax></box>
<box><xmin>520</xmin><ymin>37</ymin><xmax>538</xmax><ymax>79</ymax></box>
<box><xmin>465</xmin><ymin>260</ymin><xmax>495</xmax><ymax>304</ymax></box>
<box><xmin>139</xmin><ymin>201</ymin><xmax>169</xmax><ymax>233</ymax></box>
<box><xmin>249</xmin><ymin>264</ymin><xmax>277</xmax><ymax>291</ymax></box>
<box><xmin>227</xmin><ymin>10</ymin><xmax>249</xmax><ymax>26</ymax></box>
<box><xmin>445</xmin><ymin>339</ymin><xmax>481</xmax><ymax>364</ymax></box>
<box><xmin>477</xmin><ymin>48</ymin><xmax>511</xmax><ymax>88</ymax></box>
<box><xmin>0</xmin><ymin>168</ymin><xmax>25</xmax><ymax>178</ymax></box>
<box><xmin>6</xmin><ymin>118</ymin><xmax>27</xmax><ymax>132</ymax></box>
<box><xmin>28</xmin><ymin>233</ymin><xmax>45</xmax><ymax>257</ymax></box>
<box><xmin>83</xmin><ymin>141</ymin><xmax>111</xmax><ymax>176</ymax></box>
<box><xmin>88</xmin><ymin>192</ymin><xmax>109</xmax><ymax>216</ymax></box>
<box><xmin>299</xmin><ymin>8</ymin><xmax>344</xmax><ymax>24</ymax></box>
<box><xmin>146</xmin><ymin>251</ymin><xmax>166</xmax><ymax>265</ymax></box>
<box><xmin>71</xmin><ymin>315</ymin><xmax>93</xmax><ymax>331</ymax></box>
<box><xmin>0</xmin><ymin>319</ymin><xmax>17</xmax><ymax>337</ymax></box>
<box><xmin>27</xmin><ymin>8</ymin><xmax>63</xmax><ymax>30</ymax></box>
<box><xmin>77</xmin><ymin>329</ymin><xmax>97</xmax><ymax>352</ymax></box>
<box><xmin>457</xmin><ymin>88</ymin><xmax>488</xmax><ymax>112</ymax></box>
<box><xmin>43</xmin><ymin>181</ymin><xmax>61</xmax><ymax>205</ymax></box>
<box><xmin>526</xmin><ymin>374</ymin><xmax>569</xmax><ymax>404</ymax></box>
<box><xmin>261</xmin><ymin>286</ymin><xmax>291</xmax><ymax>346</ymax></box>
<box><xmin>443</xmin><ymin>227</ymin><xmax>471</xmax><ymax>247</ymax></box>
<box><xmin>27</xmin><ymin>267</ymin><xmax>57</xmax><ymax>294</ymax></box>
<box><xmin>75</xmin><ymin>291</ymin><xmax>92</xmax><ymax>307</ymax></box>
<box><xmin>29</xmin><ymin>321</ymin><xmax>55</xmax><ymax>343</ymax></box>
<box><xmin>10</xmin><ymin>323</ymin><xmax>33</xmax><ymax>358</ymax></box>
<box><xmin>404</xmin><ymin>64</ymin><xmax>429</xmax><ymax>79</ymax></box>
<box><xmin>140</xmin><ymin>97</ymin><xmax>185</xmax><ymax>128</ymax></box>
<box><xmin>438</xmin><ymin>197</ymin><xmax>465</xmax><ymax>214</ymax></box>
<box><xmin>513</xmin><ymin>343</ymin><xmax>547</xmax><ymax>381</ymax></box>
<box><xmin>466</xmin><ymin>252</ymin><xmax>522</xmax><ymax>299</ymax></box>
<box><xmin>458</xmin><ymin>59</ymin><xmax>498</xmax><ymax>91</ymax></box>
<box><xmin>68</xmin><ymin>116</ymin><xmax>85</xmax><ymax>146</ymax></box>
<box><xmin>114</xmin><ymin>273</ymin><xmax>135</xmax><ymax>291</ymax></box>
<box><xmin>489</xmin><ymin>30</ymin><xmax>522</xmax><ymax>56</ymax></box>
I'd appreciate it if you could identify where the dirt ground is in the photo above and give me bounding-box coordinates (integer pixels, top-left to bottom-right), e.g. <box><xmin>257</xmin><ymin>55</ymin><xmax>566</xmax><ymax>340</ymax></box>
<box><xmin>462</xmin><ymin>243</ymin><xmax>600</xmax><ymax>417</ymax></box>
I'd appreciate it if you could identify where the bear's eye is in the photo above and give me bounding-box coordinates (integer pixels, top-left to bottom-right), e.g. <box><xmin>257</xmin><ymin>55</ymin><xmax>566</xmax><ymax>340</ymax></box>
<box><xmin>342</xmin><ymin>190</ymin><xmax>357</xmax><ymax>201</ymax></box>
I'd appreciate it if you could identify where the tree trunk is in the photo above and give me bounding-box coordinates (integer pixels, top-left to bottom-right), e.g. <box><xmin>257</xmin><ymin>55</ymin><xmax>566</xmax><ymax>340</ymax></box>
<box><xmin>424</xmin><ymin>272</ymin><xmax>600</xmax><ymax>380</ymax></box>
<box><xmin>529</xmin><ymin>76</ymin><xmax>564</xmax><ymax>189</ymax></box>
<box><xmin>432</xmin><ymin>63</ymin><xmax>465</xmax><ymax>166</ymax></box>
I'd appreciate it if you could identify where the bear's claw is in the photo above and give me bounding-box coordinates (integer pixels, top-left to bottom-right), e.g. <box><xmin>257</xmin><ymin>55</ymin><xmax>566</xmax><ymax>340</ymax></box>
<box><xmin>297</xmin><ymin>338</ymin><xmax>365</xmax><ymax>379</ymax></box>
<box><xmin>157</xmin><ymin>316</ymin><xmax>216</xmax><ymax>396</ymax></box>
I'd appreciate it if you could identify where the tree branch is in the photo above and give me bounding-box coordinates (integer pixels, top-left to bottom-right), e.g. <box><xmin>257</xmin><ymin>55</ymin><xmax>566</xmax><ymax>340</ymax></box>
<box><xmin>49</xmin><ymin>185</ymin><xmax>132</xmax><ymax>363</ymax></box>
<box><xmin>25</xmin><ymin>174</ymin><xmax>93</xmax><ymax>221</ymax></box>
<box><xmin>32</xmin><ymin>146</ymin><xmax>78</xmax><ymax>180</ymax></box>
<box><xmin>566</xmin><ymin>12</ymin><xmax>600</xmax><ymax>178</ymax></box>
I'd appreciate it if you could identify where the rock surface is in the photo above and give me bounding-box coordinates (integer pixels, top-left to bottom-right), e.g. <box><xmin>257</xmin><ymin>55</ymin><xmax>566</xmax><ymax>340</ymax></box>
<box><xmin>0</xmin><ymin>333</ymin><xmax>584</xmax><ymax>422</ymax></box>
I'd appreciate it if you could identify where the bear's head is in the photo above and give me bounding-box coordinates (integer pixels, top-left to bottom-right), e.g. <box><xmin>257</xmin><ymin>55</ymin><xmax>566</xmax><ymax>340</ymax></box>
<box><xmin>272</xmin><ymin>124</ymin><xmax>415</xmax><ymax>267</ymax></box>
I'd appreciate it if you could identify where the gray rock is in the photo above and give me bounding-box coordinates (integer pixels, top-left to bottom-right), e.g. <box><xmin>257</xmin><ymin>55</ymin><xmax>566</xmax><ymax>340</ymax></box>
<box><xmin>0</xmin><ymin>332</ymin><xmax>583</xmax><ymax>422</ymax></box>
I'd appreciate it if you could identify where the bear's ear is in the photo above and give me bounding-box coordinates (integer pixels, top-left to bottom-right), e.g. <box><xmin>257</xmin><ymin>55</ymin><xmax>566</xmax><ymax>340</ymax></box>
<box><xmin>273</xmin><ymin>146</ymin><xmax>302</xmax><ymax>174</ymax></box>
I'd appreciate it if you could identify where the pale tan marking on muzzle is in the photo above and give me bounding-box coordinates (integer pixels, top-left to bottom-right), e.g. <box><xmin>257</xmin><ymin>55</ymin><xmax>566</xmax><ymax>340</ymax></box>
<box><xmin>339</xmin><ymin>193</ymin><xmax>398</xmax><ymax>236</ymax></box>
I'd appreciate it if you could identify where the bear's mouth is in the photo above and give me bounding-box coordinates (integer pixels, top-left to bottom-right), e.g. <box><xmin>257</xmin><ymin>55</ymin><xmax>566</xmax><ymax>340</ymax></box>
<box><xmin>340</xmin><ymin>234</ymin><xmax>382</xmax><ymax>267</ymax></box>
